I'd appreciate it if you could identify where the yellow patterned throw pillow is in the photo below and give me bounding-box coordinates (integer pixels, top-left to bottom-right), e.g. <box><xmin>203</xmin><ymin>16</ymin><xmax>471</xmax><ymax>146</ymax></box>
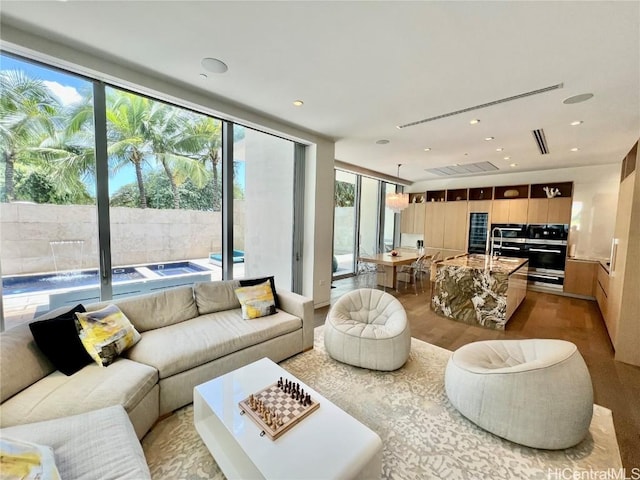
<box><xmin>75</xmin><ymin>304</ymin><xmax>141</xmax><ymax>366</ymax></box>
<box><xmin>234</xmin><ymin>280</ymin><xmax>277</xmax><ymax>319</ymax></box>
<box><xmin>0</xmin><ymin>438</ymin><xmax>61</xmax><ymax>480</ymax></box>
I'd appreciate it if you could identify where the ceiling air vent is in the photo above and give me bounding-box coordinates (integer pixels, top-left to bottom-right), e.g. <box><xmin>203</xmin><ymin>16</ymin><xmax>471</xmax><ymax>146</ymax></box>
<box><xmin>532</xmin><ymin>128</ymin><xmax>549</xmax><ymax>154</ymax></box>
<box><xmin>425</xmin><ymin>161</ymin><xmax>498</xmax><ymax>177</ymax></box>
<box><xmin>397</xmin><ymin>83</ymin><xmax>563</xmax><ymax>129</ymax></box>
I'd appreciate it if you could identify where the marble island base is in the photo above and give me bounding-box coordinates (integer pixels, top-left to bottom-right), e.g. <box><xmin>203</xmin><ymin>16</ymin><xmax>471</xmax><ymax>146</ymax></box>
<box><xmin>432</xmin><ymin>254</ymin><xmax>529</xmax><ymax>330</ymax></box>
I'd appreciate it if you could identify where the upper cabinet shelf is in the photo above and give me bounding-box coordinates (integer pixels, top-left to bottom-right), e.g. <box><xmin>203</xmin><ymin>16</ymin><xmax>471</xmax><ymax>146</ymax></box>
<box><xmin>530</xmin><ymin>182</ymin><xmax>573</xmax><ymax>199</ymax></box>
<box><xmin>494</xmin><ymin>184</ymin><xmax>529</xmax><ymax>200</ymax></box>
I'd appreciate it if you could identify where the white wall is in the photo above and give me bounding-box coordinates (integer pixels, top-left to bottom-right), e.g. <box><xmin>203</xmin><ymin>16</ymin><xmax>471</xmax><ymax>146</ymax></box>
<box><xmin>410</xmin><ymin>164</ymin><xmax>620</xmax><ymax>260</ymax></box>
<box><xmin>1</xmin><ymin>25</ymin><xmax>336</xmax><ymax>306</ymax></box>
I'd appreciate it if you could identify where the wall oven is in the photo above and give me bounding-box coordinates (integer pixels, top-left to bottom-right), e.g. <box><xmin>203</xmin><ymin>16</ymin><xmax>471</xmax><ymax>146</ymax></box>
<box><xmin>524</xmin><ymin>224</ymin><xmax>569</xmax><ymax>291</ymax></box>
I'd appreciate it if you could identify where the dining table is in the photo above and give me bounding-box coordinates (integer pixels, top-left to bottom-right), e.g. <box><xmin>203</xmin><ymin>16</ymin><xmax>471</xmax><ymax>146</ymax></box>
<box><xmin>358</xmin><ymin>250</ymin><xmax>423</xmax><ymax>290</ymax></box>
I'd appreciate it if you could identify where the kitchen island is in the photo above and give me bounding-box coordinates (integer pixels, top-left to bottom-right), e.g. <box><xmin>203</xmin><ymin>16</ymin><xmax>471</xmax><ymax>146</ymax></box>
<box><xmin>432</xmin><ymin>254</ymin><xmax>528</xmax><ymax>330</ymax></box>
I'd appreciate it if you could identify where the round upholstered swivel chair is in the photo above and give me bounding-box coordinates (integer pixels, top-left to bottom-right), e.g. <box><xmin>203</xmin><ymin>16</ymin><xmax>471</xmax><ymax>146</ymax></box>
<box><xmin>324</xmin><ymin>288</ymin><xmax>411</xmax><ymax>371</ymax></box>
<box><xmin>444</xmin><ymin>339</ymin><xmax>593</xmax><ymax>450</ymax></box>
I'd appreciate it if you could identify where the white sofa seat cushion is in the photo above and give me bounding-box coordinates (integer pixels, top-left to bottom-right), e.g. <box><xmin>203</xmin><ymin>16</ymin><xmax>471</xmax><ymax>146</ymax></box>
<box><xmin>0</xmin><ymin>358</ymin><xmax>158</xmax><ymax>428</ymax></box>
<box><xmin>125</xmin><ymin>309</ymin><xmax>302</xmax><ymax>378</ymax></box>
<box><xmin>0</xmin><ymin>405</ymin><xmax>150</xmax><ymax>480</ymax></box>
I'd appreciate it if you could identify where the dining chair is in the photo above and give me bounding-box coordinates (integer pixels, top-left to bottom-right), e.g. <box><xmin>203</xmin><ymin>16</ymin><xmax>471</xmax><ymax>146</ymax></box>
<box><xmin>396</xmin><ymin>254</ymin><xmax>426</xmax><ymax>295</ymax></box>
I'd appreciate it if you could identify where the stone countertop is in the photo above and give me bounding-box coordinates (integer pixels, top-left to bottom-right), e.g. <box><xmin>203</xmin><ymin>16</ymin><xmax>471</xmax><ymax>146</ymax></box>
<box><xmin>437</xmin><ymin>254</ymin><xmax>529</xmax><ymax>275</ymax></box>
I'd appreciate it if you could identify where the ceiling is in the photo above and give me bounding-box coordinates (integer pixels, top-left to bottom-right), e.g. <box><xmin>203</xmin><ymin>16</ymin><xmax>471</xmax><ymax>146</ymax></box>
<box><xmin>1</xmin><ymin>1</ymin><xmax>639</xmax><ymax>184</ymax></box>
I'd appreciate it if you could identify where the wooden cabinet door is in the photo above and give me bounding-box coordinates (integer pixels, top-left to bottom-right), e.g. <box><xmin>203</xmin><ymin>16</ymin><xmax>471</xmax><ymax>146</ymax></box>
<box><xmin>424</xmin><ymin>203</ymin><xmax>445</xmax><ymax>248</ymax></box>
<box><xmin>564</xmin><ymin>259</ymin><xmax>597</xmax><ymax>296</ymax></box>
<box><xmin>400</xmin><ymin>204</ymin><xmax>414</xmax><ymax>233</ymax></box>
<box><xmin>443</xmin><ymin>201</ymin><xmax>468</xmax><ymax>251</ymax></box>
<box><xmin>527</xmin><ymin>198</ymin><xmax>549</xmax><ymax>224</ymax></box>
<box><xmin>413</xmin><ymin>203</ymin><xmax>426</xmax><ymax>234</ymax></box>
<box><xmin>468</xmin><ymin>200</ymin><xmax>492</xmax><ymax>213</ymax></box>
<box><xmin>491</xmin><ymin>200</ymin><xmax>510</xmax><ymax>223</ymax></box>
<box><xmin>547</xmin><ymin>197</ymin><xmax>572</xmax><ymax>224</ymax></box>
<box><xmin>507</xmin><ymin>199</ymin><xmax>529</xmax><ymax>223</ymax></box>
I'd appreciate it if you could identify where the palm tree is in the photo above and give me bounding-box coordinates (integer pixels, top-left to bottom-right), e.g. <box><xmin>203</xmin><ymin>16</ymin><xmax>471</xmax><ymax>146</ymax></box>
<box><xmin>145</xmin><ymin>102</ymin><xmax>209</xmax><ymax>209</ymax></box>
<box><xmin>175</xmin><ymin>114</ymin><xmax>223</xmax><ymax>210</ymax></box>
<box><xmin>0</xmin><ymin>70</ymin><xmax>60</xmax><ymax>202</ymax></box>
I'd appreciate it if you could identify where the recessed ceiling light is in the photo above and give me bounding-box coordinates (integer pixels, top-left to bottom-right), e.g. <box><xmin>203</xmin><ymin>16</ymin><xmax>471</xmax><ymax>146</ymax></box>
<box><xmin>496</xmin><ymin>148</ymin><xmax>503</xmax><ymax>152</ymax></box>
<box><xmin>485</xmin><ymin>137</ymin><xmax>494</xmax><ymax>141</ymax></box>
<box><xmin>510</xmin><ymin>163</ymin><xmax>518</xmax><ymax>167</ymax></box>
<box><xmin>376</xmin><ymin>139</ymin><xmax>390</xmax><ymax>145</ymax></box>
<box><xmin>199</xmin><ymin>73</ymin><xmax>208</xmax><ymax>79</ymax></box>
<box><xmin>424</xmin><ymin>147</ymin><xmax>431</xmax><ymax>151</ymax></box>
<box><xmin>201</xmin><ymin>57</ymin><xmax>228</xmax><ymax>73</ymax></box>
<box><xmin>563</xmin><ymin>93</ymin><xmax>593</xmax><ymax>105</ymax></box>
<box><xmin>469</xmin><ymin>119</ymin><xmax>480</xmax><ymax>125</ymax></box>
<box><xmin>571</xmin><ymin>147</ymin><xmax>579</xmax><ymax>152</ymax></box>
<box><xmin>292</xmin><ymin>100</ymin><xmax>304</xmax><ymax>107</ymax></box>
<box><xmin>570</xmin><ymin>120</ymin><xmax>583</xmax><ymax>126</ymax></box>
<box><xmin>504</xmin><ymin>156</ymin><xmax>510</xmax><ymax>160</ymax></box>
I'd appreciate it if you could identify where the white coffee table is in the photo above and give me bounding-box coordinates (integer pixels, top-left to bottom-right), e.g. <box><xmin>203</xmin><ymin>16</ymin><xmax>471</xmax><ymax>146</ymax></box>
<box><xmin>194</xmin><ymin>357</ymin><xmax>383</xmax><ymax>479</ymax></box>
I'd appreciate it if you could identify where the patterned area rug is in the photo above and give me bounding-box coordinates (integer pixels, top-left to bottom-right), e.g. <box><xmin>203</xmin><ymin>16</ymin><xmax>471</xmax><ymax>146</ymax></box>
<box><xmin>142</xmin><ymin>328</ymin><xmax>622</xmax><ymax>479</ymax></box>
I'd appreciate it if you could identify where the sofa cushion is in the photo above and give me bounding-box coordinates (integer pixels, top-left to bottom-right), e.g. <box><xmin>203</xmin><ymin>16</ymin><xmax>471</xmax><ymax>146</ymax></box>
<box><xmin>194</xmin><ymin>280</ymin><xmax>241</xmax><ymax>314</ymax></box>
<box><xmin>0</xmin><ymin>358</ymin><xmax>157</xmax><ymax>428</ymax></box>
<box><xmin>76</xmin><ymin>305</ymin><xmax>141</xmax><ymax>367</ymax></box>
<box><xmin>0</xmin><ymin>437</ymin><xmax>61</xmax><ymax>480</ymax></box>
<box><xmin>235</xmin><ymin>281</ymin><xmax>277</xmax><ymax>319</ymax></box>
<box><xmin>124</xmin><ymin>309</ymin><xmax>301</xmax><ymax>378</ymax></box>
<box><xmin>0</xmin><ymin>405</ymin><xmax>151</xmax><ymax>480</ymax></box>
<box><xmin>239</xmin><ymin>276</ymin><xmax>280</xmax><ymax>309</ymax></box>
<box><xmin>87</xmin><ymin>286</ymin><xmax>198</xmax><ymax>333</ymax></box>
<box><xmin>29</xmin><ymin>304</ymin><xmax>94</xmax><ymax>376</ymax></box>
<box><xmin>0</xmin><ymin>323</ymin><xmax>55</xmax><ymax>403</ymax></box>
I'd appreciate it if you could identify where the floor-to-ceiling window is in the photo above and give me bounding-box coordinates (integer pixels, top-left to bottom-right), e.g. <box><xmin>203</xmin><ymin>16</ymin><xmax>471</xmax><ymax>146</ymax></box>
<box><xmin>0</xmin><ymin>52</ymin><xmax>300</xmax><ymax>330</ymax></box>
<box><xmin>331</xmin><ymin>170</ymin><xmax>400</xmax><ymax>280</ymax></box>
<box><xmin>0</xmin><ymin>55</ymin><xmax>99</xmax><ymax>330</ymax></box>
<box><xmin>333</xmin><ymin>170</ymin><xmax>357</xmax><ymax>276</ymax></box>
<box><xmin>232</xmin><ymin>125</ymin><xmax>295</xmax><ymax>286</ymax></box>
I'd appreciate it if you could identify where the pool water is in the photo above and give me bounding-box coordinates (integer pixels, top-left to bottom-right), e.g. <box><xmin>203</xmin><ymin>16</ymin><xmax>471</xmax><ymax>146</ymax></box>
<box><xmin>2</xmin><ymin>262</ymin><xmax>209</xmax><ymax>295</ymax></box>
<box><xmin>209</xmin><ymin>250</ymin><xmax>245</xmax><ymax>264</ymax></box>
<box><xmin>148</xmin><ymin>262</ymin><xmax>208</xmax><ymax>277</ymax></box>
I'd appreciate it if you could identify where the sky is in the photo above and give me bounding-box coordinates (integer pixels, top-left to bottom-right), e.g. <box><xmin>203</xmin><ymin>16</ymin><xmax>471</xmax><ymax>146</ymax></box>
<box><xmin>1</xmin><ymin>53</ymin><xmax>246</xmax><ymax>195</ymax></box>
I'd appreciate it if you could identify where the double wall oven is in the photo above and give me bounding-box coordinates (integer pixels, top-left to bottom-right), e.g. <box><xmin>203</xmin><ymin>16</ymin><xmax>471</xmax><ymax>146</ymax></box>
<box><xmin>490</xmin><ymin>223</ymin><xmax>569</xmax><ymax>291</ymax></box>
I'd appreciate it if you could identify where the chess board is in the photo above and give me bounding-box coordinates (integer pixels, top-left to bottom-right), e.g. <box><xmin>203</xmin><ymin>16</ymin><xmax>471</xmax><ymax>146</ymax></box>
<box><xmin>239</xmin><ymin>381</ymin><xmax>320</xmax><ymax>440</ymax></box>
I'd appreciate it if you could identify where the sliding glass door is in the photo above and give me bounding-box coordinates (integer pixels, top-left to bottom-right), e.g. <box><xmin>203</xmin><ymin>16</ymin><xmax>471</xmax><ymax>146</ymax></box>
<box><xmin>0</xmin><ymin>55</ymin><xmax>99</xmax><ymax>329</ymax></box>
<box><xmin>333</xmin><ymin>170</ymin><xmax>357</xmax><ymax>277</ymax></box>
<box><xmin>0</xmin><ymin>52</ymin><xmax>301</xmax><ymax>330</ymax></box>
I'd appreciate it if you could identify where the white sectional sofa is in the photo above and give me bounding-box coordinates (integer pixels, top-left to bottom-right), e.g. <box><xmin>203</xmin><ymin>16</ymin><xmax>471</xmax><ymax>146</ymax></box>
<box><xmin>0</xmin><ymin>278</ymin><xmax>313</xmax><ymax>445</ymax></box>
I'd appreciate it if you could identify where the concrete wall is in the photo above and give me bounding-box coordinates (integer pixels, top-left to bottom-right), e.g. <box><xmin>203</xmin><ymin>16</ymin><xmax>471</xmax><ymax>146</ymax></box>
<box><xmin>0</xmin><ymin>202</ymin><xmax>245</xmax><ymax>275</ymax></box>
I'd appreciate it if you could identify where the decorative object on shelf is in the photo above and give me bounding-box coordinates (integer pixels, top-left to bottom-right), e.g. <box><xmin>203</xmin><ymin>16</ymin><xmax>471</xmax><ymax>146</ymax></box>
<box><xmin>543</xmin><ymin>186</ymin><xmax>561</xmax><ymax>198</ymax></box>
<box><xmin>386</xmin><ymin>164</ymin><xmax>409</xmax><ymax>213</ymax></box>
<box><xmin>504</xmin><ymin>189</ymin><xmax>520</xmax><ymax>198</ymax></box>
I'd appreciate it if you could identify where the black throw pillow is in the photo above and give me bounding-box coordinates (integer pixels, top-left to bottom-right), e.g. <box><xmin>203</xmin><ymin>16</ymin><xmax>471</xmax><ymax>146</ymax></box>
<box><xmin>29</xmin><ymin>304</ymin><xmax>93</xmax><ymax>376</ymax></box>
<box><xmin>239</xmin><ymin>276</ymin><xmax>280</xmax><ymax>309</ymax></box>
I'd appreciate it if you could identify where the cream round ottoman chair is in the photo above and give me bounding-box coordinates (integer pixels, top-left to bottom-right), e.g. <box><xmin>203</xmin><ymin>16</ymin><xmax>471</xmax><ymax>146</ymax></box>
<box><xmin>445</xmin><ymin>339</ymin><xmax>593</xmax><ymax>450</ymax></box>
<box><xmin>324</xmin><ymin>288</ymin><xmax>411</xmax><ymax>371</ymax></box>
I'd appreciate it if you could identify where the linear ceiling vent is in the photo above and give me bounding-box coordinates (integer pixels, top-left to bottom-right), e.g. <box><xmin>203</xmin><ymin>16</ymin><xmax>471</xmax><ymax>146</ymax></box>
<box><xmin>397</xmin><ymin>83</ymin><xmax>563</xmax><ymax>129</ymax></box>
<box><xmin>532</xmin><ymin>128</ymin><xmax>549</xmax><ymax>154</ymax></box>
<box><xmin>425</xmin><ymin>161</ymin><xmax>498</xmax><ymax>177</ymax></box>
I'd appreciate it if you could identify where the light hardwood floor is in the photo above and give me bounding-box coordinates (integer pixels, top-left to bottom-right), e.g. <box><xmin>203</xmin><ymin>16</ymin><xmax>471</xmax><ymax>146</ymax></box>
<box><xmin>314</xmin><ymin>276</ymin><xmax>640</xmax><ymax>471</ymax></box>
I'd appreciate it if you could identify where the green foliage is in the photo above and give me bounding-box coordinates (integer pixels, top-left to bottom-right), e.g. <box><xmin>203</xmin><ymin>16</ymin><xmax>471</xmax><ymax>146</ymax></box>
<box><xmin>110</xmin><ymin>169</ymin><xmax>224</xmax><ymax>211</ymax></box>
<box><xmin>13</xmin><ymin>166</ymin><xmax>93</xmax><ymax>205</ymax></box>
<box><xmin>335</xmin><ymin>180</ymin><xmax>355</xmax><ymax>207</ymax></box>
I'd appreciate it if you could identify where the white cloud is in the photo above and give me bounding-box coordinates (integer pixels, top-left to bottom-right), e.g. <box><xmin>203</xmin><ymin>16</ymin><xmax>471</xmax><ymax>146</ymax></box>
<box><xmin>43</xmin><ymin>80</ymin><xmax>82</xmax><ymax>105</ymax></box>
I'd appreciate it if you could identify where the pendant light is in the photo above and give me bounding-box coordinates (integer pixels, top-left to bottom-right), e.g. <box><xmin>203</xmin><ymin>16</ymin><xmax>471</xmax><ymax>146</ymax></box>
<box><xmin>385</xmin><ymin>164</ymin><xmax>409</xmax><ymax>213</ymax></box>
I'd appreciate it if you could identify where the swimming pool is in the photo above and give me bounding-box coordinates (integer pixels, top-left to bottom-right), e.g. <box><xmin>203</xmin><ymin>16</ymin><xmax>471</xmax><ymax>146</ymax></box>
<box><xmin>209</xmin><ymin>250</ymin><xmax>245</xmax><ymax>264</ymax></box>
<box><xmin>2</xmin><ymin>261</ymin><xmax>211</xmax><ymax>296</ymax></box>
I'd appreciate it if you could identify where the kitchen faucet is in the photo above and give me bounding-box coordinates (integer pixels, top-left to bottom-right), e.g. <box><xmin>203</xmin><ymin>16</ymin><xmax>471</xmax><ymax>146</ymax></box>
<box><xmin>490</xmin><ymin>227</ymin><xmax>503</xmax><ymax>259</ymax></box>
